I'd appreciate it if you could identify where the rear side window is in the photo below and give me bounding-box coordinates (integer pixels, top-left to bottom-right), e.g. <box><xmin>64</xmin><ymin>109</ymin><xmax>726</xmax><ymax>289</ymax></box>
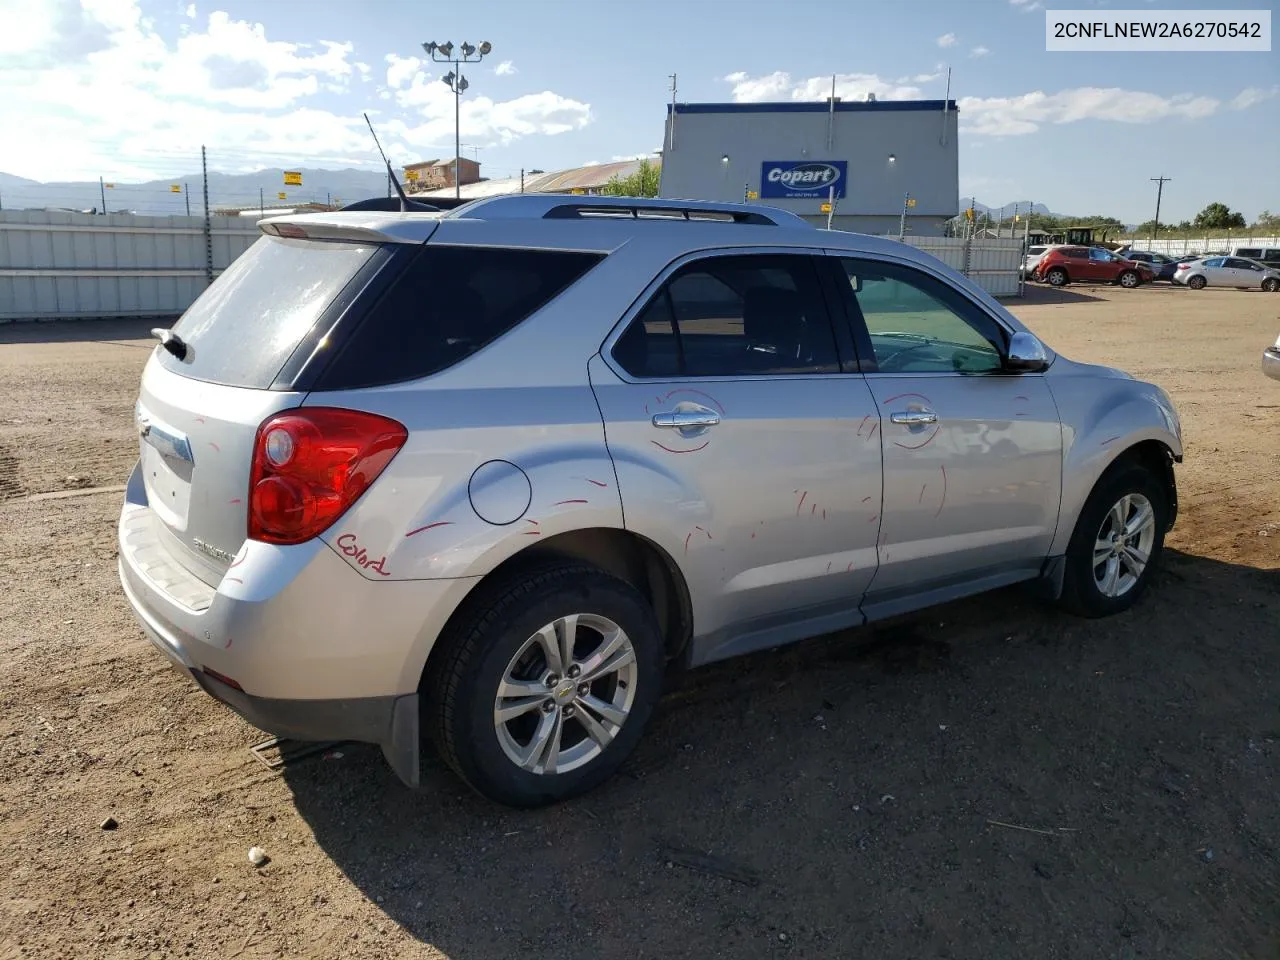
<box><xmin>1064</xmin><ymin>248</ymin><xmax>1089</xmax><ymax>259</ymax></box>
<box><xmin>612</xmin><ymin>254</ymin><xmax>840</xmax><ymax>379</ymax></box>
<box><xmin>158</xmin><ymin>236</ymin><xmax>379</xmax><ymax>388</ymax></box>
<box><xmin>1235</xmin><ymin>248</ymin><xmax>1261</xmax><ymax>258</ymax></box>
<box><xmin>316</xmin><ymin>245</ymin><xmax>603</xmax><ymax>389</ymax></box>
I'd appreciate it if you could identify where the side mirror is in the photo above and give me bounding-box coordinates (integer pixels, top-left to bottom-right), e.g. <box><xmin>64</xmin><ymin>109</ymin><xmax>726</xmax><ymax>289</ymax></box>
<box><xmin>1004</xmin><ymin>331</ymin><xmax>1049</xmax><ymax>372</ymax></box>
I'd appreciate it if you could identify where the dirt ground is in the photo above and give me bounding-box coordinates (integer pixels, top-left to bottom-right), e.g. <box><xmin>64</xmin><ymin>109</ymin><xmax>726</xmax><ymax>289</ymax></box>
<box><xmin>1</xmin><ymin>282</ymin><xmax>1277</xmax><ymax>960</ymax></box>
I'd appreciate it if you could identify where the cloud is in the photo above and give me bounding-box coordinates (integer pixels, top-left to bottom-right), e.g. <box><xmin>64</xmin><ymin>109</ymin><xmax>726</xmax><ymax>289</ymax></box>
<box><xmin>1009</xmin><ymin>0</ymin><xmax>1043</xmax><ymax>9</ymax></box>
<box><xmin>385</xmin><ymin>53</ymin><xmax>421</xmax><ymax>89</ymax></box>
<box><xmin>970</xmin><ymin>46</ymin><xmax>990</xmax><ymax>58</ymax></box>
<box><xmin>0</xmin><ymin>0</ymin><xmax>593</xmax><ymax>180</ymax></box>
<box><xmin>185</xmin><ymin>3</ymin><xmax>196</xmax><ymax>17</ymax></box>
<box><xmin>936</xmin><ymin>32</ymin><xmax>957</xmax><ymax>48</ymax></box>
<box><xmin>494</xmin><ymin>60</ymin><xmax>517</xmax><ymax>76</ymax></box>
<box><xmin>958</xmin><ymin>86</ymin><xmax>1224</xmax><ymax>136</ymax></box>
<box><xmin>1230</xmin><ymin>85</ymin><xmax>1278</xmax><ymax>110</ymax></box>
<box><xmin>723</xmin><ymin>71</ymin><xmax>924</xmax><ymax>103</ymax></box>
<box><xmin>913</xmin><ymin>72</ymin><xmax>943</xmax><ymax>83</ymax></box>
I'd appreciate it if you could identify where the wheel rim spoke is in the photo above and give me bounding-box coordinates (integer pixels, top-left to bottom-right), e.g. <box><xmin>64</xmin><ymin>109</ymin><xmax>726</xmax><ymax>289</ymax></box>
<box><xmin>1125</xmin><ymin>502</ymin><xmax>1154</xmax><ymax>538</ymax></box>
<box><xmin>554</xmin><ymin>614</ymin><xmax>580</xmax><ymax>671</ymax></box>
<box><xmin>579</xmin><ymin>693</ymin><xmax>628</xmax><ymax>728</ymax></box>
<box><xmin>1100</xmin><ymin>556</ymin><xmax>1121</xmax><ymax>596</ymax></box>
<box><xmin>495</xmin><ymin>696</ymin><xmax>546</xmax><ymax>724</ymax></box>
<box><xmin>581</xmin><ymin>644</ymin><xmax>636</xmax><ymax>685</ymax></box>
<box><xmin>533</xmin><ymin>623</ymin><xmax>565</xmax><ymax>676</ymax></box>
<box><xmin>575</xmin><ymin>702</ymin><xmax>617</xmax><ymax>748</ymax></box>
<box><xmin>517</xmin><ymin>710</ymin><xmax>563</xmax><ymax>774</ymax></box>
<box><xmin>498</xmin><ymin>676</ymin><xmax>545</xmax><ymax>700</ymax></box>
<box><xmin>1093</xmin><ymin>539</ymin><xmax>1113</xmax><ymax>566</ymax></box>
<box><xmin>1109</xmin><ymin>496</ymin><xmax>1129</xmax><ymax>535</ymax></box>
<box><xmin>577</xmin><ymin>627</ymin><xmax>629</xmax><ymax>682</ymax></box>
<box><xmin>1122</xmin><ymin>544</ymin><xmax>1148</xmax><ymax>575</ymax></box>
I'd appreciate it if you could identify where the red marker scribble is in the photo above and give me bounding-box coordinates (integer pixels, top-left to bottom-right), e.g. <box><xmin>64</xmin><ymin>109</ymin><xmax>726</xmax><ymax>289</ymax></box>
<box><xmin>866</xmin><ymin>421</ymin><xmax>879</xmax><ymax>441</ymax></box>
<box><xmin>934</xmin><ymin>464</ymin><xmax>949</xmax><ymax>518</ymax></box>
<box><xmin>228</xmin><ymin>553</ymin><xmax>246</xmax><ymax>569</ymax></box>
<box><xmin>867</xmin><ymin>513</ymin><xmax>879</xmax><ymax>523</ymax></box>
<box><xmin>207</xmin><ymin>441</ymin><xmax>220</xmax><ymax>453</ymax></box>
<box><xmin>694</xmin><ymin>525</ymin><xmax>712</xmax><ymax>540</ymax></box>
<box><xmin>583</xmin><ymin>478</ymin><xmax>609</xmax><ymax>488</ymax></box>
<box><xmin>856</xmin><ymin>414</ymin><xmax>870</xmax><ymax>436</ymax></box>
<box><xmin>554</xmin><ymin>499</ymin><xmax>589</xmax><ymax>506</ymax></box>
<box><xmin>881</xmin><ymin>392</ymin><xmax>932</xmax><ymax>406</ymax></box>
<box><xmin>526</xmin><ymin>518</ymin><xmax>540</xmax><ymax>526</ymax></box>
<box><xmin>750</xmin><ymin>531</ymin><xmax>756</xmax><ymax>539</ymax></box>
<box><xmin>894</xmin><ymin>426</ymin><xmax>939</xmax><ymax>451</ymax></box>
<box><xmin>405</xmin><ymin>521</ymin><xmax>454</xmax><ymax>538</ymax></box>
<box><xmin>1015</xmin><ymin>413</ymin><xmax>1030</xmax><ymax>418</ymax></box>
<box><xmin>336</xmin><ymin>533</ymin><xmax>391</xmax><ymax>576</ymax></box>
<box><xmin>650</xmin><ymin>439</ymin><xmax>710</xmax><ymax>455</ymax></box>
<box><xmin>523</xmin><ymin>530</ymin><xmax>542</xmax><ymax>536</ymax></box>
<box><xmin>826</xmin><ymin>561</ymin><xmax>832</xmax><ymax>574</ymax></box>
<box><xmin>811</xmin><ymin>503</ymin><xmax>817</xmax><ymax>516</ymax></box>
<box><xmin>224</xmin><ymin>637</ymin><xmax>233</xmax><ymax>649</ymax></box>
<box><xmin>862</xmin><ymin>495</ymin><xmax>873</xmax><ymax>503</ymax></box>
<box><xmin>228</xmin><ymin>498</ymin><xmax>242</xmax><ymax>505</ymax></box>
<box><xmin>224</xmin><ymin>576</ymin><xmax>243</xmax><ymax>585</ymax></box>
<box><xmin>663</xmin><ymin>388</ymin><xmax>726</xmax><ymax>414</ymax></box>
<box><xmin>796</xmin><ymin>491</ymin><xmax>808</xmax><ymax>515</ymax></box>
<box><xmin>918</xmin><ymin>484</ymin><xmax>927</xmax><ymax>503</ymax></box>
<box><xmin>684</xmin><ymin>532</ymin><xmax>693</xmax><ymax>554</ymax></box>
<box><xmin>1100</xmin><ymin>435</ymin><xmax>1120</xmax><ymax>446</ymax></box>
<box><xmin>194</xmin><ymin>417</ymin><xmax>206</xmax><ymax>424</ymax></box>
<box><xmin>1013</xmin><ymin>395</ymin><xmax>1030</xmax><ymax>402</ymax></box>
<box><xmin>846</xmin><ymin>562</ymin><xmax>854</xmax><ymax>572</ymax></box>
<box><xmin>822</xmin><ymin>509</ymin><xmax>826</xmax><ymax>520</ymax></box>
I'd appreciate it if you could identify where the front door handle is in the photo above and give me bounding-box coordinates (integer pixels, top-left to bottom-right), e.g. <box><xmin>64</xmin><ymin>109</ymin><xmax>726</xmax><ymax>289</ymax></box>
<box><xmin>652</xmin><ymin>410</ymin><xmax>721</xmax><ymax>429</ymax></box>
<box><xmin>890</xmin><ymin>409</ymin><xmax>937</xmax><ymax>425</ymax></box>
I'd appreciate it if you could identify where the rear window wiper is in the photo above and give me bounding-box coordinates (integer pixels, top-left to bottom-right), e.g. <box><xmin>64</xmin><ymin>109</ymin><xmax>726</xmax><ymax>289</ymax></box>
<box><xmin>151</xmin><ymin>327</ymin><xmax>188</xmax><ymax>361</ymax></box>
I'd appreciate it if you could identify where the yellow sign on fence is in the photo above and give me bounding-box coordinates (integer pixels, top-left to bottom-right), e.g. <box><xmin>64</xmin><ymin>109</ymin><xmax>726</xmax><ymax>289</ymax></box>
<box><xmin>169</xmin><ymin>184</ymin><xmax>181</xmax><ymax>193</ymax></box>
<box><xmin>277</xmin><ymin>192</ymin><xmax>287</xmax><ymax>200</ymax></box>
<box><xmin>103</xmin><ymin>183</ymin><xmax>115</xmax><ymax>189</ymax></box>
<box><xmin>283</xmin><ymin>170</ymin><xmax>303</xmax><ymax>186</ymax></box>
<box><xmin>820</xmin><ymin>202</ymin><xmax>832</xmax><ymax>213</ymax></box>
<box><xmin>405</xmin><ymin>169</ymin><xmax>420</xmax><ymax>182</ymax></box>
<box><xmin>906</xmin><ymin>198</ymin><xmax>917</xmax><ymax>207</ymax></box>
<box><xmin>746</xmin><ymin>190</ymin><xmax>759</xmax><ymax>200</ymax></box>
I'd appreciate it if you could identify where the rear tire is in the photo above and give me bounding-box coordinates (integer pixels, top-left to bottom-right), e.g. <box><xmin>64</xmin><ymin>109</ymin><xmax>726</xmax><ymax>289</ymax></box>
<box><xmin>1263</xmin><ymin>277</ymin><xmax>1279</xmax><ymax>293</ymax></box>
<box><xmin>1118</xmin><ymin>270</ymin><xmax>1140</xmax><ymax>288</ymax></box>
<box><xmin>1058</xmin><ymin>463</ymin><xmax>1167</xmax><ymax>618</ymax></box>
<box><xmin>425</xmin><ymin>563</ymin><xmax>664</xmax><ymax>808</ymax></box>
<box><xmin>1046</xmin><ymin>267</ymin><xmax>1069</xmax><ymax>287</ymax></box>
<box><xmin>1187</xmin><ymin>275</ymin><xmax>1207</xmax><ymax>290</ymax></box>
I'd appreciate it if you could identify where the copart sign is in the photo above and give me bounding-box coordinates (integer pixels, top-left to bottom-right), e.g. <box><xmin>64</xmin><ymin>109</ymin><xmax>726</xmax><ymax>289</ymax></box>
<box><xmin>760</xmin><ymin>160</ymin><xmax>847</xmax><ymax>199</ymax></box>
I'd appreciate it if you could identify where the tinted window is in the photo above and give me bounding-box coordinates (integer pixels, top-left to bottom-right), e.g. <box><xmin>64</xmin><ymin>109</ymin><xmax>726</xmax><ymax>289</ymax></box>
<box><xmin>1227</xmin><ymin>258</ymin><xmax>1260</xmax><ymax>270</ymax></box>
<box><xmin>1235</xmin><ymin>248</ymin><xmax>1261</xmax><ymax>258</ymax></box>
<box><xmin>318</xmin><ymin>245</ymin><xmax>603</xmax><ymax>389</ymax></box>
<box><xmin>612</xmin><ymin>255</ymin><xmax>839</xmax><ymax>378</ymax></box>
<box><xmin>840</xmin><ymin>259</ymin><xmax>1004</xmax><ymax>374</ymax></box>
<box><xmin>1064</xmin><ymin>248</ymin><xmax>1089</xmax><ymax>260</ymax></box>
<box><xmin>1089</xmin><ymin>248</ymin><xmax>1114</xmax><ymax>262</ymax></box>
<box><xmin>157</xmin><ymin>236</ymin><xmax>378</xmax><ymax>388</ymax></box>
<box><xmin>1204</xmin><ymin>257</ymin><xmax>1226</xmax><ymax>267</ymax></box>
<box><xmin>1028</xmin><ymin>246</ymin><xmax>1046</xmax><ymax>256</ymax></box>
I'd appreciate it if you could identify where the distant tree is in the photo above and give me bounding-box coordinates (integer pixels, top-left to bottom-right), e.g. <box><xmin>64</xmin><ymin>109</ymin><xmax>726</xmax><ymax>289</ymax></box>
<box><xmin>1193</xmin><ymin>202</ymin><xmax>1247</xmax><ymax>230</ymax></box>
<box><xmin>1175</xmin><ymin>219</ymin><xmax>1193</xmax><ymax>231</ymax></box>
<box><xmin>1133</xmin><ymin>219</ymin><xmax>1168</xmax><ymax>235</ymax></box>
<box><xmin>1253</xmin><ymin>209</ymin><xmax>1280</xmax><ymax>231</ymax></box>
<box><xmin>600</xmin><ymin>160</ymin><xmax>660</xmax><ymax>198</ymax></box>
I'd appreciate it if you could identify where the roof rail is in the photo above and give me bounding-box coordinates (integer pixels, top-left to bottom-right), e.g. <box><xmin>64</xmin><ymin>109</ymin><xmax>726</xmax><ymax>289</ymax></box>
<box><xmin>446</xmin><ymin>193</ymin><xmax>812</xmax><ymax>228</ymax></box>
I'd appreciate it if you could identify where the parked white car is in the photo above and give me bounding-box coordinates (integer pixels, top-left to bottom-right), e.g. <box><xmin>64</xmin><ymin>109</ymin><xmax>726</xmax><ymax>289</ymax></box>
<box><xmin>1021</xmin><ymin>244</ymin><xmax>1060</xmax><ymax>279</ymax></box>
<box><xmin>1264</xmin><ymin>334</ymin><xmax>1280</xmax><ymax>381</ymax></box>
<box><xmin>1174</xmin><ymin>255</ymin><xmax>1280</xmax><ymax>291</ymax></box>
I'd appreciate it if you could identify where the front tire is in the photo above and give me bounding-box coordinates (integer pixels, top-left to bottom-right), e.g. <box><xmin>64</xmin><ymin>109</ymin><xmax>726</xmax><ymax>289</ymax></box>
<box><xmin>1187</xmin><ymin>274</ymin><xmax>1207</xmax><ymax>290</ymax></box>
<box><xmin>1118</xmin><ymin>270</ymin><xmax>1140</xmax><ymax>288</ymax></box>
<box><xmin>425</xmin><ymin>564</ymin><xmax>665</xmax><ymax>807</ymax></box>
<box><xmin>1046</xmin><ymin>267</ymin><xmax>1069</xmax><ymax>287</ymax></box>
<box><xmin>1058</xmin><ymin>463</ymin><xmax>1167</xmax><ymax>618</ymax></box>
<box><xmin>1262</xmin><ymin>277</ymin><xmax>1279</xmax><ymax>293</ymax></box>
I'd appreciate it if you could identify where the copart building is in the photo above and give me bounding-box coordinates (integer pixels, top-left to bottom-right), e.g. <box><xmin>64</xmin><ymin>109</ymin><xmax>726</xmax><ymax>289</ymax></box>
<box><xmin>658</xmin><ymin>97</ymin><xmax>959</xmax><ymax>236</ymax></box>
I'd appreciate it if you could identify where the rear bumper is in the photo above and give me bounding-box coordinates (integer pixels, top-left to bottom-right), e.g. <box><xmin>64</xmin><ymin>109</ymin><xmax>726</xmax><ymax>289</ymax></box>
<box><xmin>120</xmin><ymin>553</ymin><xmax>423</xmax><ymax>785</ymax></box>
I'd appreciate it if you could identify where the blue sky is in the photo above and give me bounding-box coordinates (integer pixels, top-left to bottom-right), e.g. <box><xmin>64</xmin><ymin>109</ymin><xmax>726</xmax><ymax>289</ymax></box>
<box><xmin>1</xmin><ymin>0</ymin><xmax>1276</xmax><ymax>221</ymax></box>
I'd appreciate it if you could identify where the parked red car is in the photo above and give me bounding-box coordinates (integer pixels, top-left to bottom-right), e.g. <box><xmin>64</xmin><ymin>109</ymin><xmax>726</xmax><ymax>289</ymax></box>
<box><xmin>1033</xmin><ymin>246</ymin><xmax>1154</xmax><ymax>288</ymax></box>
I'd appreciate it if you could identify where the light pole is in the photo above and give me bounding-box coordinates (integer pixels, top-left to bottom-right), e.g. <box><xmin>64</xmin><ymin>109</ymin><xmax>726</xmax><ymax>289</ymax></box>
<box><xmin>422</xmin><ymin>40</ymin><xmax>492</xmax><ymax>200</ymax></box>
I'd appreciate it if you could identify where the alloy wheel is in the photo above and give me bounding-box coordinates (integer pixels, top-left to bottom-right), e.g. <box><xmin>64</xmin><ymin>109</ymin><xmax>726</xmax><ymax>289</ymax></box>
<box><xmin>493</xmin><ymin>613</ymin><xmax>638</xmax><ymax>775</ymax></box>
<box><xmin>1092</xmin><ymin>493</ymin><xmax>1157</xmax><ymax>598</ymax></box>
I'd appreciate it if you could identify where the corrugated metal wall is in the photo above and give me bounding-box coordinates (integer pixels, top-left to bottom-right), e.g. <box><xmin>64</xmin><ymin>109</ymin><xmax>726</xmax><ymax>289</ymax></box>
<box><xmin>898</xmin><ymin>235</ymin><xmax>1024</xmax><ymax>296</ymax></box>
<box><xmin>1127</xmin><ymin>235</ymin><xmax>1280</xmax><ymax>257</ymax></box>
<box><xmin>0</xmin><ymin>211</ymin><xmax>260</xmax><ymax>321</ymax></box>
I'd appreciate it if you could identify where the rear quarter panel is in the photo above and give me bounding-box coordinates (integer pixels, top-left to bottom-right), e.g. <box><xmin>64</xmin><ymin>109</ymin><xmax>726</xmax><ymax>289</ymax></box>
<box><xmin>1044</xmin><ymin>360</ymin><xmax>1182</xmax><ymax>556</ymax></box>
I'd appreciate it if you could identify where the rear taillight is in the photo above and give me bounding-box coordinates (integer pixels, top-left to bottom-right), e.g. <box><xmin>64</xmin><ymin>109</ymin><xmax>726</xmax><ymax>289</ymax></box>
<box><xmin>1175</xmin><ymin>262</ymin><xmax>1189</xmax><ymax>270</ymax></box>
<box><xmin>248</xmin><ymin>408</ymin><xmax>407</xmax><ymax>545</ymax></box>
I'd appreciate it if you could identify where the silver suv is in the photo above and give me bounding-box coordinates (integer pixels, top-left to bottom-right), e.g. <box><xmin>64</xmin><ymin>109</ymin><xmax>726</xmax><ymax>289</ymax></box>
<box><xmin>118</xmin><ymin>195</ymin><xmax>1183</xmax><ymax>807</ymax></box>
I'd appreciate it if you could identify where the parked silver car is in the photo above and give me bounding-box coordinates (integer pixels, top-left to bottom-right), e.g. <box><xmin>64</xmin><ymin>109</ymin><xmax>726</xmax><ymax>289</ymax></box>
<box><xmin>1174</xmin><ymin>255</ymin><xmax>1280</xmax><ymax>291</ymax></box>
<box><xmin>118</xmin><ymin>195</ymin><xmax>1183</xmax><ymax>807</ymax></box>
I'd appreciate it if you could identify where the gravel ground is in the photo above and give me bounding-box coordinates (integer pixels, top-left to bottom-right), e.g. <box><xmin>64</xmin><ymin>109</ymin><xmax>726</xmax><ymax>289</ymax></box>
<box><xmin>1</xmin><ymin>283</ymin><xmax>1277</xmax><ymax>960</ymax></box>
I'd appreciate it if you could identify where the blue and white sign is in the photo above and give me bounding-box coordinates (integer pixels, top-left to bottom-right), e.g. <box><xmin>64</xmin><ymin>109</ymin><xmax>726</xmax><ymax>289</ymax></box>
<box><xmin>760</xmin><ymin>160</ymin><xmax>847</xmax><ymax>199</ymax></box>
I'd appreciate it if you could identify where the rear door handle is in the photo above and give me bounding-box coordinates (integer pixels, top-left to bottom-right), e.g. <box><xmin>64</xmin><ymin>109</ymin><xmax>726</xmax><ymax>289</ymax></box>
<box><xmin>889</xmin><ymin>410</ymin><xmax>937</xmax><ymax>425</ymax></box>
<box><xmin>652</xmin><ymin>410</ymin><xmax>721</xmax><ymax>429</ymax></box>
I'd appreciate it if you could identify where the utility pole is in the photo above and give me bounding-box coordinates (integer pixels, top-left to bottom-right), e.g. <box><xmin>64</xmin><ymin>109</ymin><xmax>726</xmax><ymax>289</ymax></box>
<box><xmin>259</xmin><ymin>187</ymin><xmax>264</xmax><ymax>217</ymax></box>
<box><xmin>185</xmin><ymin>183</ymin><xmax>190</xmax><ymax>217</ymax></box>
<box><xmin>99</xmin><ymin>176</ymin><xmax>107</xmax><ymax>215</ymax></box>
<box><xmin>667</xmin><ymin>73</ymin><xmax>677</xmax><ymax>152</ymax></box>
<box><xmin>1149</xmin><ymin>176</ymin><xmax>1171</xmax><ymax>246</ymax></box>
<box><xmin>520</xmin><ymin>169</ymin><xmax>525</xmax><ymax>194</ymax></box>
<box><xmin>201</xmin><ymin>145</ymin><xmax>212</xmax><ymax>287</ymax></box>
<box><xmin>899</xmin><ymin>192</ymin><xmax>910</xmax><ymax>241</ymax></box>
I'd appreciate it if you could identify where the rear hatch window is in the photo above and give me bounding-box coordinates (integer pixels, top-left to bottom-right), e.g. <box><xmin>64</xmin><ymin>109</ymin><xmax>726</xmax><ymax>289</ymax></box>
<box><xmin>155</xmin><ymin>235</ymin><xmax>379</xmax><ymax>389</ymax></box>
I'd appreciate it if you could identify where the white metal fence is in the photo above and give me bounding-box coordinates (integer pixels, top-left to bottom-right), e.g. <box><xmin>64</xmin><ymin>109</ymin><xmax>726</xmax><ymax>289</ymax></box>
<box><xmin>1125</xmin><ymin>235</ymin><xmax>1280</xmax><ymax>257</ymax></box>
<box><xmin>0</xmin><ymin>210</ymin><xmax>260</xmax><ymax>322</ymax></box>
<box><xmin>897</xmin><ymin>235</ymin><xmax>1025</xmax><ymax>296</ymax></box>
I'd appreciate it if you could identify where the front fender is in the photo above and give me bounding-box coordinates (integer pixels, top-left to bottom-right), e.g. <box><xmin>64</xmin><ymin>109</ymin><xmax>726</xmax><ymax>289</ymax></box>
<box><xmin>1048</xmin><ymin>379</ymin><xmax>1182</xmax><ymax>556</ymax></box>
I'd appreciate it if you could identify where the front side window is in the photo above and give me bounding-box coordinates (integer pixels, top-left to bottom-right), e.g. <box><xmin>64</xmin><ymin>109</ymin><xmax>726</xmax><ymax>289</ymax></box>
<box><xmin>839</xmin><ymin>259</ymin><xmax>1005</xmax><ymax>374</ymax></box>
<box><xmin>1204</xmin><ymin>257</ymin><xmax>1226</xmax><ymax>267</ymax></box>
<box><xmin>611</xmin><ymin>254</ymin><xmax>840</xmax><ymax>378</ymax></box>
<box><xmin>1089</xmin><ymin>248</ymin><xmax>1114</xmax><ymax>262</ymax></box>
